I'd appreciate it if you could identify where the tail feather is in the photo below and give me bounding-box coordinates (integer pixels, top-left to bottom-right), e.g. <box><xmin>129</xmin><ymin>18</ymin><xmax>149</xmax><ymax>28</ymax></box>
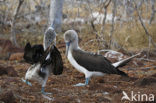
<box><xmin>112</xmin><ymin>52</ymin><xmax>141</xmax><ymax>69</ymax></box>
<box><xmin>117</xmin><ymin>69</ymin><xmax>128</xmax><ymax>77</ymax></box>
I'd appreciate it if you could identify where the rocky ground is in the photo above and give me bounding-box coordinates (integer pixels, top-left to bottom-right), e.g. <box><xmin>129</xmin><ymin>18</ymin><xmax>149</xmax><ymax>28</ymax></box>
<box><xmin>0</xmin><ymin>38</ymin><xmax>156</xmax><ymax>103</ymax></box>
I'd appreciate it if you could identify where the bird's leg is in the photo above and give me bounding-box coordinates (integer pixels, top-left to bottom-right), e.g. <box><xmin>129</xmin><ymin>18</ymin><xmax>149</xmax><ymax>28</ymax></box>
<box><xmin>41</xmin><ymin>76</ymin><xmax>52</xmax><ymax>95</ymax></box>
<box><xmin>74</xmin><ymin>78</ymin><xmax>90</xmax><ymax>87</ymax></box>
<box><xmin>41</xmin><ymin>87</ymin><xmax>52</xmax><ymax>95</ymax></box>
<box><xmin>85</xmin><ymin>78</ymin><xmax>90</xmax><ymax>85</ymax></box>
<box><xmin>21</xmin><ymin>78</ymin><xmax>32</xmax><ymax>86</ymax></box>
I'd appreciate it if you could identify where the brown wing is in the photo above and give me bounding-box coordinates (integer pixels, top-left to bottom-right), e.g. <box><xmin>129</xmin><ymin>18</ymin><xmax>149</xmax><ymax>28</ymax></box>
<box><xmin>72</xmin><ymin>49</ymin><xmax>119</xmax><ymax>74</ymax></box>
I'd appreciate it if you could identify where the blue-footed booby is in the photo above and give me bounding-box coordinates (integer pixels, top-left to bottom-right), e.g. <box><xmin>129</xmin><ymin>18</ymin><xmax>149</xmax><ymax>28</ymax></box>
<box><xmin>22</xmin><ymin>27</ymin><xmax>63</xmax><ymax>94</ymax></box>
<box><xmin>64</xmin><ymin>30</ymin><xmax>140</xmax><ymax>87</ymax></box>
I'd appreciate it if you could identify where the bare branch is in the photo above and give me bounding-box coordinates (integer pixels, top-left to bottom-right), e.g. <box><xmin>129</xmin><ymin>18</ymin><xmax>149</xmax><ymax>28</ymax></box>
<box><xmin>133</xmin><ymin>0</ymin><xmax>156</xmax><ymax>49</ymax></box>
<box><xmin>149</xmin><ymin>0</ymin><xmax>155</xmax><ymax>24</ymax></box>
<box><xmin>101</xmin><ymin>0</ymin><xmax>111</xmax><ymax>31</ymax></box>
<box><xmin>99</xmin><ymin>0</ymin><xmax>111</xmax><ymax>48</ymax></box>
<box><xmin>136</xmin><ymin>58</ymin><xmax>155</xmax><ymax>62</ymax></box>
<box><xmin>10</xmin><ymin>0</ymin><xmax>24</xmax><ymax>47</ymax></box>
<box><xmin>86</xmin><ymin>0</ymin><xmax>97</xmax><ymax>32</ymax></box>
<box><xmin>109</xmin><ymin>0</ymin><xmax>117</xmax><ymax>49</ymax></box>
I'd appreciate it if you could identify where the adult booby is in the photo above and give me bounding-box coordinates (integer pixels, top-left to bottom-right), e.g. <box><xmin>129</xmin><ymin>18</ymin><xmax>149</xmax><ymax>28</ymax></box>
<box><xmin>22</xmin><ymin>27</ymin><xmax>63</xmax><ymax>94</ymax></box>
<box><xmin>64</xmin><ymin>30</ymin><xmax>140</xmax><ymax>86</ymax></box>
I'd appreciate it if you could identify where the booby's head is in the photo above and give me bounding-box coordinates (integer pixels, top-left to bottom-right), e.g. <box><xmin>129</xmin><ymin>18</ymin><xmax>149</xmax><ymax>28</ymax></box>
<box><xmin>64</xmin><ymin>30</ymin><xmax>79</xmax><ymax>56</ymax></box>
<box><xmin>44</xmin><ymin>26</ymin><xmax>56</xmax><ymax>50</ymax></box>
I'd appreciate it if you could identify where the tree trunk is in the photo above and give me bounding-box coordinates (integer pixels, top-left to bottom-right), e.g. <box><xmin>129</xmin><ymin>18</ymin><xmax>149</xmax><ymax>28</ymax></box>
<box><xmin>49</xmin><ymin>0</ymin><xmax>64</xmax><ymax>33</ymax></box>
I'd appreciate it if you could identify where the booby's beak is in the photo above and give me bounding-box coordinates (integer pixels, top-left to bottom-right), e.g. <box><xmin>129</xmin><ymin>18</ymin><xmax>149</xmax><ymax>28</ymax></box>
<box><xmin>65</xmin><ymin>42</ymin><xmax>70</xmax><ymax>56</ymax></box>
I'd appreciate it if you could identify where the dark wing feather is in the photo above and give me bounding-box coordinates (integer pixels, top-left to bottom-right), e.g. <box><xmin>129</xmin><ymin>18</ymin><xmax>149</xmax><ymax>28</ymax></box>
<box><xmin>23</xmin><ymin>43</ymin><xmax>44</xmax><ymax>64</ymax></box>
<box><xmin>50</xmin><ymin>46</ymin><xmax>63</xmax><ymax>75</ymax></box>
<box><xmin>40</xmin><ymin>46</ymin><xmax>63</xmax><ymax>75</ymax></box>
<box><xmin>72</xmin><ymin>49</ymin><xmax>121</xmax><ymax>74</ymax></box>
<box><xmin>32</xmin><ymin>45</ymin><xmax>44</xmax><ymax>63</ymax></box>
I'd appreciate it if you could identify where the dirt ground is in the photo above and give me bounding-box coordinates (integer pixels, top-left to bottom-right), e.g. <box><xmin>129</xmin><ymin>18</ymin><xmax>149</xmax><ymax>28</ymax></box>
<box><xmin>0</xmin><ymin>38</ymin><xmax>156</xmax><ymax>103</ymax></box>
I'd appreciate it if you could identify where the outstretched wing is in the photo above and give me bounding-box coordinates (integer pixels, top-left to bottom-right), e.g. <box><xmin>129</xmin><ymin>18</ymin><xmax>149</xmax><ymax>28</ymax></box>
<box><xmin>23</xmin><ymin>43</ymin><xmax>44</xmax><ymax>64</ymax></box>
<box><xmin>50</xmin><ymin>46</ymin><xmax>63</xmax><ymax>75</ymax></box>
<box><xmin>40</xmin><ymin>45</ymin><xmax>63</xmax><ymax>75</ymax></box>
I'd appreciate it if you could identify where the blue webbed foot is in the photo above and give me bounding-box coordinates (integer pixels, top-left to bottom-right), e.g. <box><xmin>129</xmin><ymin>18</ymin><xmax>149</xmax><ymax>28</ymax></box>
<box><xmin>73</xmin><ymin>78</ymin><xmax>90</xmax><ymax>87</ymax></box>
<box><xmin>41</xmin><ymin>87</ymin><xmax>52</xmax><ymax>95</ymax></box>
<box><xmin>74</xmin><ymin>83</ymin><xmax>86</xmax><ymax>87</ymax></box>
<box><xmin>41</xmin><ymin>91</ymin><xmax>53</xmax><ymax>95</ymax></box>
<box><xmin>21</xmin><ymin>78</ymin><xmax>32</xmax><ymax>86</ymax></box>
